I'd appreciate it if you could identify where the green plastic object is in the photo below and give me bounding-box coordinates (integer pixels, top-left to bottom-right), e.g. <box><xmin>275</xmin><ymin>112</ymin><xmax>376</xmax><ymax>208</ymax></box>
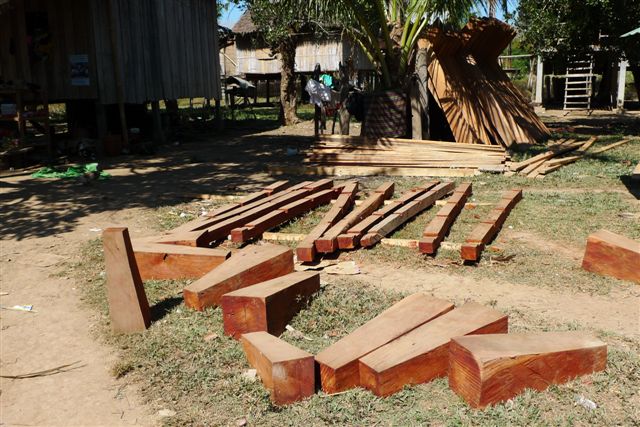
<box><xmin>31</xmin><ymin>163</ymin><xmax>110</xmax><ymax>180</ymax></box>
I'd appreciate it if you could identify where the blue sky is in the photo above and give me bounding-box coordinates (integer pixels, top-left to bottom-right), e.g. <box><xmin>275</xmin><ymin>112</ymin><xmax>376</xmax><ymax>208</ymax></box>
<box><xmin>218</xmin><ymin>1</ymin><xmax>518</xmax><ymax>29</ymax></box>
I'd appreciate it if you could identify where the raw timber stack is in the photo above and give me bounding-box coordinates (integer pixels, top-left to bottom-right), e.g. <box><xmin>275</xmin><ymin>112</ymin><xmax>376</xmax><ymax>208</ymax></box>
<box><xmin>425</xmin><ymin>18</ymin><xmax>550</xmax><ymax>147</ymax></box>
<box><xmin>292</xmin><ymin>135</ymin><xmax>509</xmax><ymax>177</ymax></box>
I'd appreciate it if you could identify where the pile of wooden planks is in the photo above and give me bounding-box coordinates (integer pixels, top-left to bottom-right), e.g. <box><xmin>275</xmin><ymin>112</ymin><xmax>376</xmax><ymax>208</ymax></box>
<box><xmin>508</xmin><ymin>137</ymin><xmax>633</xmax><ymax>178</ymax></box>
<box><xmin>424</xmin><ymin>18</ymin><xmax>550</xmax><ymax>147</ymax></box>
<box><xmin>273</xmin><ymin>135</ymin><xmax>509</xmax><ymax>177</ymax></box>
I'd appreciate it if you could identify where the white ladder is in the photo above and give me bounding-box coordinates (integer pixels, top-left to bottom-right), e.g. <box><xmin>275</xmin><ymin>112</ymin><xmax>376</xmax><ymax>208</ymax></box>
<box><xmin>563</xmin><ymin>56</ymin><xmax>594</xmax><ymax>111</ymax></box>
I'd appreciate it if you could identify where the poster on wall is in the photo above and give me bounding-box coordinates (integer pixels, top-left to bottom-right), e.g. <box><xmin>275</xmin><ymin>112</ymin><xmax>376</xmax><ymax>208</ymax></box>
<box><xmin>69</xmin><ymin>54</ymin><xmax>90</xmax><ymax>86</ymax></box>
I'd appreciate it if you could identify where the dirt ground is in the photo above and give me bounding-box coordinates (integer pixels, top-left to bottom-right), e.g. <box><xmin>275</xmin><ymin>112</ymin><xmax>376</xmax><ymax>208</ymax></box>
<box><xmin>1</xmin><ymin>113</ymin><xmax>639</xmax><ymax>426</ymax></box>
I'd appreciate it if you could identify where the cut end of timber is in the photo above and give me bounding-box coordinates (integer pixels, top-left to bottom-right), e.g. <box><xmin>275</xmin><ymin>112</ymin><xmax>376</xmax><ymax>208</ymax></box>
<box><xmin>360</xmin><ymin>233</ymin><xmax>383</xmax><ymax>248</ymax></box>
<box><xmin>229</xmin><ymin>227</ymin><xmax>251</xmax><ymax>243</ymax></box>
<box><xmin>461</xmin><ymin>243</ymin><xmax>483</xmax><ymax>261</ymax></box>
<box><xmin>418</xmin><ymin>237</ymin><xmax>438</xmax><ymax>255</ymax></box>
<box><xmin>449</xmin><ymin>332</ymin><xmax>607</xmax><ymax>408</ymax></box>
<box><xmin>315</xmin><ymin>238</ymin><xmax>338</xmax><ymax>253</ymax></box>
<box><xmin>295</xmin><ymin>244</ymin><xmax>316</xmax><ymax>263</ymax></box>
<box><xmin>337</xmin><ymin>233</ymin><xmax>359</xmax><ymax>250</ymax></box>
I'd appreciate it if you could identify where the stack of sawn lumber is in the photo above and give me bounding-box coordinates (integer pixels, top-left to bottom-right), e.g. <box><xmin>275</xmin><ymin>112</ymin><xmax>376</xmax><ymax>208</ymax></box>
<box><xmin>134</xmin><ymin>179</ymin><xmax>344</xmax><ymax>252</ymax></box>
<box><xmin>424</xmin><ymin>18</ymin><xmax>550</xmax><ymax>147</ymax></box>
<box><xmin>508</xmin><ymin>137</ymin><xmax>632</xmax><ymax>178</ymax></box>
<box><xmin>298</xmin><ymin>134</ymin><xmax>509</xmax><ymax>177</ymax></box>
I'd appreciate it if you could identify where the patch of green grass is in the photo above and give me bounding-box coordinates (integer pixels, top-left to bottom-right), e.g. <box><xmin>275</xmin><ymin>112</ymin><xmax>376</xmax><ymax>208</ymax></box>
<box><xmin>73</xmin><ymin>244</ymin><xmax>639</xmax><ymax>426</ymax></box>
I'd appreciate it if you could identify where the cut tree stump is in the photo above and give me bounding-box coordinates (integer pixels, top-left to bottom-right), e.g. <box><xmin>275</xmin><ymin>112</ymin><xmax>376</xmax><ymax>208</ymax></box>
<box><xmin>336</xmin><ymin>182</ymin><xmax>438</xmax><ymax>250</ymax></box>
<box><xmin>581</xmin><ymin>230</ymin><xmax>640</xmax><ymax>284</ymax></box>
<box><xmin>449</xmin><ymin>332</ymin><xmax>607</xmax><ymax>408</ymax></box>
<box><xmin>183</xmin><ymin>243</ymin><xmax>294</xmax><ymax>311</ymax></box>
<box><xmin>315</xmin><ymin>294</ymin><xmax>454</xmax><ymax>394</ymax></box>
<box><xmin>315</xmin><ymin>182</ymin><xmax>395</xmax><ymax>253</ymax></box>
<box><xmin>103</xmin><ymin>228</ymin><xmax>151</xmax><ymax>333</ymax></box>
<box><xmin>360</xmin><ymin>181</ymin><xmax>455</xmax><ymax>247</ymax></box>
<box><xmin>241</xmin><ymin>331</ymin><xmax>315</xmax><ymax>405</ymax></box>
<box><xmin>296</xmin><ymin>182</ymin><xmax>359</xmax><ymax>262</ymax></box>
<box><xmin>420</xmin><ymin>183</ymin><xmax>472</xmax><ymax>254</ymax></box>
<box><xmin>229</xmin><ymin>188</ymin><xmax>339</xmax><ymax>243</ymax></box>
<box><xmin>221</xmin><ymin>271</ymin><xmax>320</xmax><ymax>338</ymax></box>
<box><xmin>132</xmin><ymin>241</ymin><xmax>230</xmax><ymax>280</ymax></box>
<box><xmin>358</xmin><ymin>302</ymin><xmax>508</xmax><ymax>397</ymax></box>
<box><xmin>461</xmin><ymin>189</ymin><xmax>522</xmax><ymax>262</ymax></box>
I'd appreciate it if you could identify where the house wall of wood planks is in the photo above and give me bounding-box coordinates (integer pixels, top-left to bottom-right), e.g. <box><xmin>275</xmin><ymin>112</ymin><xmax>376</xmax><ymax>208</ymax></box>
<box><xmin>0</xmin><ymin>0</ymin><xmax>221</xmax><ymax>104</ymax></box>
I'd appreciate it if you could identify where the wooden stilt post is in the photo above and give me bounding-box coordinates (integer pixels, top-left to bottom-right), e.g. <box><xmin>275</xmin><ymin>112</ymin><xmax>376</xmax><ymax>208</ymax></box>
<box><xmin>534</xmin><ymin>55</ymin><xmax>544</xmax><ymax>106</ymax></box>
<box><xmin>151</xmin><ymin>101</ymin><xmax>164</xmax><ymax>144</ymax></box>
<box><xmin>616</xmin><ymin>59</ymin><xmax>628</xmax><ymax>112</ymax></box>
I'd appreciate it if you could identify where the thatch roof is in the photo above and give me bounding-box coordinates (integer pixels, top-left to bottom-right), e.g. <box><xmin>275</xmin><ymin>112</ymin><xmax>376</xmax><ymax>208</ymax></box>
<box><xmin>232</xmin><ymin>10</ymin><xmax>257</xmax><ymax>35</ymax></box>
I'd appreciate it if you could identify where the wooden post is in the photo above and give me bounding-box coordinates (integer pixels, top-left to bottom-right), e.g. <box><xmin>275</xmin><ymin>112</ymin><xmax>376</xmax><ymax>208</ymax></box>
<box><xmin>338</xmin><ymin>62</ymin><xmax>350</xmax><ymax>135</ymax></box>
<box><xmin>95</xmin><ymin>101</ymin><xmax>107</xmax><ymax>157</ymax></box>
<box><xmin>106</xmin><ymin>0</ymin><xmax>129</xmax><ymax>149</ymax></box>
<box><xmin>616</xmin><ymin>59</ymin><xmax>628</xmax><ymax>111</ymax></box>
<box><xmin>151</xmin><ymin>101</ymin><xmax>165</xmax><ymax>144</ymax></box>
<box><xmin>534</xmin><ymin>55</ymin><xmax>544</xmax><ymax>106</ymax></box>
<box><xmin>102</xmin><ymin>227</ymin><xmax>151</xmax><ymax>333</ymax></box>
<box><xmin>416</xmin><ymin>39</ymin><xmax>429</xmax><ymax>139</ymax></box>
<box><xmin>266</xmin><ymin>77</ymin><xmax>271</xmax><ymax>104</ymax></box>
<box><xmin>215</xmin><ymin>98</ymin><xmax>222</xmax><ymax>129</ymax></box>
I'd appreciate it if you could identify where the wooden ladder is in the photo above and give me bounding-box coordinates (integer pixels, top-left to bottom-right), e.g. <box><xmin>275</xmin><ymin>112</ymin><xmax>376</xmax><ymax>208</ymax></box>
<box><xmin>563</xmin><ymin>56</ymin><xmax>594</xmax><ymax>111</ymax></box>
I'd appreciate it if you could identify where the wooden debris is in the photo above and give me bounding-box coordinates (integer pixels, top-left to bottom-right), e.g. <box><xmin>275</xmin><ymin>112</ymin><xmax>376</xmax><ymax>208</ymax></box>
<box><xmin>230</xmin><ymin>187</ymin><xmax>340</xmax><ymax>243</ymax></box>
<box><xmin>420</xmin><ymin>183</ymin><xmax>472</xmax><ymax>254</ymax></box>
<box><xmin>510</xmin><ymin>140</ymin><xmax>580</xmax><ymax>173</ymax></box>
<box><xmin>296</xmin><ymin>182</ymin><xmax>359</xmax><ymax>262</ymax></box>
<box><xmin>358</xmin><ymin>302</ymin><xmax>508</xmax><ymax>397</ymax></box>
<box><xmin>315</xmin><ymin>294</ymin><xmax>454</xmax><ymax>394</ymax></box>
<box><xmin>132</xmin><ymin>241</ymin><xmax>230</xmax><ymax>280</ymax></box>
<box><xmin>221</xmin><ymin>271</ymin><xmax>320</xmax><ymax>338</ymax></box>
<box><xmin>102</xmin><ymin>228</ymin><xmax>151</xmax><ymax>333</ymax></box>
<box><xmin>241</xmin><ymin>331</ymin><xmax>315</xmax><ymax>405</ymax></box>
<box><xmin>316</xmin><ymin>182</ymin><xmax>395</xmax><ymax>253</ymax></box>
<box><xmin>449</xmin><ymin>332</ymin><xmax>607</xmax><ymax>408</ymax></box>
<box><xmin>183</xmin><ymin>244</ymin><xmax>294</xmax><ymax>311</ymax></box>
<box><xmin>581</xmin><ymin>230</ymin><xmax>640</xmax><ymax>283</ymax></box>
<box><xmin>361</xmin><ymin>181</ymin><xmax>455</xmax><ymax>247</ymax></box>
<box><xmin>337</xmin><ymin>182</ymin><xmax>438</xmax><ymax>250</ymax></box>
<box><xmin>461</xmin><ymin>189</ymin><xmax>522</xmax><ymax>262</ymax></box>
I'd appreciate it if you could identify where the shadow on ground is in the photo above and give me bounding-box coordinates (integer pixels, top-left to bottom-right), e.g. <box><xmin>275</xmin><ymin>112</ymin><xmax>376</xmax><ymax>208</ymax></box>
<box><xmin>0</xmin><ymin>126</ymin><xmax>316</xmax><ymax>241</ymax></box>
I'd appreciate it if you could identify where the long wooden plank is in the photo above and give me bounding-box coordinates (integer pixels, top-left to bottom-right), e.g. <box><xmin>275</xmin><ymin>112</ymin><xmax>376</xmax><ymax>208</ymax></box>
<box><xmin>132</xmin><ymin>241</ymin><xmax>230</xmax><ymax>281</ymax></box>
<box><xmin>269</xmin><ymin>165</ymin><xmax>481</xmax><ymax>177</ymax></box>
<box><xmin>229</xmin><ymin>188</ymin><xmax>340</xmax><ymax>243</ymax></box>
<box><xmin>316</xmin><ymin>134</ymin><xmax>507</xmax><ymax>152</ymax></box>
<box><xmin>315</xmin><ymin>294</ymin><xmax>454</xmax><ymax>394</ymax></box>
<box><xmin>205</xmin><ymin>180</ymin><xmax>334</xmax><ymax>243</ymax></box>
<box><xmin>153</xmin><ymin>230</ymin><xmax>210</xmax><ymax>247</ymax></box>
<box><xmin>241</xmin><ymin>332</ymin><xmax>315</xmax><ymax>405</ymax></box>
<box><xmin>103</xmin><ymin>228</ymin><xmax>151</xmax><ymax>333</ymax></box>
<box><xmin>296</xmin><ymin>182</ymin><xmax>359</xmax><ymax>262</ymax></box>
<box><xmin>358</xmin><ymin>302</ymin><xmax>508</xmax><ymax>397</ymax></box>
<box><xmin>315</xmin><ymin>182</ymin><xmax>395</xmax><ymax>253</ymax></box>
<box><xmin>449</xmin><ymin>332</ymin><xmax>607</xmax><ymax>408</ymax></box>
<box><xmin>529</xmin><ymin>137</ymin><xmax>597</xmax><ymax>178</ymax></box>
<box><xmin>221</xmin><ymin>271</ymin><xmax>320</xmax><ymax>339</ymax></box>
<box><xmin>419</xmin><ymin>183</ymin><xmax>472</xmax><ymax>254</ymax></box>
<box><xmin>337</xmin><ymin>182</ymin><xmax>438</xmax><ymax>249</ymax></box>
<box><xmin>581</xmin><ymin>230</ymin><xmax>640</xmax><ymax>283</ymax></box>
<box><xmin>183</xmin><ymin>243</ymin><xmax>294</xmax><ymax>311</ymax></box>
<box><xmin>361</xmin><ymin>182</ymin><xmax>455</xmax><ymax>247</ymax></box>
<box><xmin>461</xmin><ymin>189</ymin><xmax>523</xmax><ymax>262</ymax></box>
<box><xmin>510</xmin><ymin>140</ymin><xmax>580</xmax><ymax>172</ymax></box>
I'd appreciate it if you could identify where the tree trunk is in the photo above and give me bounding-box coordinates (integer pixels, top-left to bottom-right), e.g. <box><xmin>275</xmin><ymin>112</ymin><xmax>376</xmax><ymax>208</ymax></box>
<box><xmin>629</xmin><ymin>62</ymin><xmax>640</xmax><ymax>102</ymax></box>
<box><xmin>278</xmin><ymin>36</ymin><xmax>299</xmax><ymax>126</ymax></box>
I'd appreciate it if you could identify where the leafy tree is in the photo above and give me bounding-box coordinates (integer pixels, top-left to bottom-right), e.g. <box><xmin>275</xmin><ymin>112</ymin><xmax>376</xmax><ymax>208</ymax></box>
<box><xmin>517</xmin><ymin>0</ymin><xmax>640</xmax><ymax>99</ymax></box>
